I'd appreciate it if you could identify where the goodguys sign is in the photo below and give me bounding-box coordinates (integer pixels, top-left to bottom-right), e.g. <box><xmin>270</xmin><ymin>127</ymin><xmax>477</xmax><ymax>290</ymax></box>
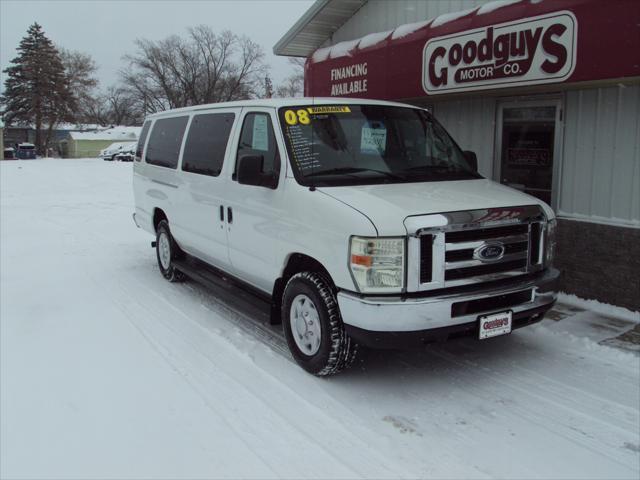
<box><xmin>423</xmin><ymin>12</ymin><xmax>577</xmax><ymax>94</ymax></box>
<box><xmin>306</xmin><ymin>2</ymin><xmax>639</xmax><ymax>100</ymax></box>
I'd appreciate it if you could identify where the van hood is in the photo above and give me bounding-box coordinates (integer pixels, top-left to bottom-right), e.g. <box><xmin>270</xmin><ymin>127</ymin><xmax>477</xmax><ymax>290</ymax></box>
<box><xmin>317</xmin><ymin>179</ymin><xmax>553</xmax><ymax>235</ymax></box>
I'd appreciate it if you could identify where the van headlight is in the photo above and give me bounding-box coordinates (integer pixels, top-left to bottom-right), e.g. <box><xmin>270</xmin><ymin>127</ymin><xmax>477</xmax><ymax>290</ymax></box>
<box><xmin>544</xmin><ymin>219</ymin><xmax>557</xmax><ymax>267</ymax></box>
<box><xmin>349</xmin><ymin>236</ymin><xmax>405</xmax><ymax>293</ymax></box>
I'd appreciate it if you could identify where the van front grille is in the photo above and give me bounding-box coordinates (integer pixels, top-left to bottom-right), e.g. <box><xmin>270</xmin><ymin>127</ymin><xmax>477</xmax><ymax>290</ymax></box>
<box><xmin>418</xmin><ymin>219</ymin><xmax>545</xmax><ymax>289</ymax></box>
<box><xmin>445</xmin><ymin>224</ymin><xmax>529</xmax><ymax>242</ymax></box>
<box><xmin>445</xmin><ymin>259</ymin><xmax>528</xmax><ymax>281</ymax></box>
<box><xmin>419</xmin><ymin>234</ymin><xmax>433</xmax><ymax>283</ymax></box>
<box><xmin>442</xmin><ymin>224</ymin><xmax>533</xmax><ymax>287</ymax></box>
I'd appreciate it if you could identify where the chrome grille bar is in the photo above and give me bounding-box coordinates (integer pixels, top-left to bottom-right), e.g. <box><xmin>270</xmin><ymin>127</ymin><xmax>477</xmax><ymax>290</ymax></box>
<box><xmin>445</xmin><ymin>251</ymin><xmax>528</xmax><ymax>269</ymax></box>
<box><xmin>445</xmin><ymin>233</ymin><xmax>529</xmax><ymax>251</ymax></box>
<box><xmin>410</xmin><ymin>206</ymin><xmax>547</xmax><ymax>292</ymax></box>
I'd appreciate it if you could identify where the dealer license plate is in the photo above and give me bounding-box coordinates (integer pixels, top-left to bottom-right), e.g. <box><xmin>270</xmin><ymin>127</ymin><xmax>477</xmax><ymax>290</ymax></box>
<box><xmin>478</xmin><ymin>311</ymin><xmax>512</xmax><ymax>340</ymax></box>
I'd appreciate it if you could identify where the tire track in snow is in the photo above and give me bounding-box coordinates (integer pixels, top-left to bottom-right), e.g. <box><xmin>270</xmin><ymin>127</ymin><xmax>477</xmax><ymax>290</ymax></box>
<box><xmin>100</xmin><ymin>268</ymin><xmax>420</xmax><ymax>479</ymax></box>
<box><xmin>132</xmin><ymin>275</ymin><xmax>504</xmax><ymax>478</ymax></box>
<box><xmin>108</xmin><ymin>251</ymin><xmax>638</xmax><ymax>478</ymax></box>
<box><xmin>456</xmin><ymin>327</ymin><xmax>640</xmax><ymax>414</ymax></box>
<box><xmin>451</xmin><ymin>335</ymin><xmax>640</xmax><ymax>430</ymax></box>
<box><xmin>403</xmin><ymin>344</ymin><xmax>639</xmax><ymax>476</ymax></box>
<box><xmin>89</xmin><ymin>277</ymin><xmax>282</xmax><ymax>478</ymax></box>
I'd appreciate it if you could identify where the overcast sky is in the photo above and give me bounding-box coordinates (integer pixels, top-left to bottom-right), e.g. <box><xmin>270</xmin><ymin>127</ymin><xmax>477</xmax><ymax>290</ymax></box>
<box><xmin>0</xmin><ymin>0</ymin><xmax>313</xmax><ymax>92</ymax></box>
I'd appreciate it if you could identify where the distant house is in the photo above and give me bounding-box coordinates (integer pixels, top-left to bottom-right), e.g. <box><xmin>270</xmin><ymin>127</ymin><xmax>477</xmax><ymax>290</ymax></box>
<box><xmin>2</xmin><ymin>123</ymin><xmax>106</xmax><ymax>157</ymax></box>
<box><xmin>60</xmin><ymin>126</ymin><xmax>142</xmax><ymax>158</ymax></box>
<box><xmin>3</xmin><ymin>125</ymin><xmax>36</xmax><ymax>148</ymax></box>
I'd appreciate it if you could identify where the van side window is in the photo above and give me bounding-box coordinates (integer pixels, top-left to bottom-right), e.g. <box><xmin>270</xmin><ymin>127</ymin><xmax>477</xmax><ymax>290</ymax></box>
<box><xmin>235</xmin><ymin>113</ymin><xmax>280</xmax><ymax>180</ymax></box>
<box><xmin>145</xmin><ymin>116</ymin><xmax>189</xmax><ymax>169</ymax></box>
<box><xmin>135</xmin><ymin>120</ymin><xmax>152</xmax><ymax>162</ymax></box>
<box><xmin>182</xmin><ymin>113</ymin><xmax>235</xmax><ymax>177</ymax></box>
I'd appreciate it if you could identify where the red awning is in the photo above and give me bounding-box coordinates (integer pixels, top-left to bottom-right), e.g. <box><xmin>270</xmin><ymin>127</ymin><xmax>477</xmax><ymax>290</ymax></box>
<box><xmin>305</xmin><ymin>0</ymin><xmax>640</xmax><ymax>99</ymax></box>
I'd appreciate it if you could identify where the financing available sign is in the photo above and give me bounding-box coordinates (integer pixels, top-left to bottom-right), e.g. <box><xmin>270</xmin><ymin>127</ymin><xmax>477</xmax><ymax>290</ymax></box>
<box><xmin>422</xmin><ymin>11</ymin><xmax>577</xmax><ymax>95</ymax></box>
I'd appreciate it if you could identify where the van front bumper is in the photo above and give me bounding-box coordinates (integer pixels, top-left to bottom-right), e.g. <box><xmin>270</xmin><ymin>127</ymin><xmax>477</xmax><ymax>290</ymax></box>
<box><xmin>337</xmin><ymin>268</ymin><xmax>559</xmax><ymax>349</ymax></box>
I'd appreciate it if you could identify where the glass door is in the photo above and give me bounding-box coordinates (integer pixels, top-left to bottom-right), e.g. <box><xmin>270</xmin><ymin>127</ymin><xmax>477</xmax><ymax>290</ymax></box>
<box><xmin>495</xmin><ymin>99</ymin><xmax>562</xmax><ymax>206</ymax></box>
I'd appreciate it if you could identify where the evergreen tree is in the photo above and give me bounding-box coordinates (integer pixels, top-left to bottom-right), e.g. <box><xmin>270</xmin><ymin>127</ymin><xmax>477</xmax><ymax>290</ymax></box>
<box><xmin>1</xmin><ymin>23</ymin><xmax>74</xmax><ymax>154</ymax></box>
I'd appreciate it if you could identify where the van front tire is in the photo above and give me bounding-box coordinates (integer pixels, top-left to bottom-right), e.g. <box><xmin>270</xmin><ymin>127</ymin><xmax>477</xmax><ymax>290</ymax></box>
<box><xmin>156</xmin><ymin>220</ymin><xmax>184</xmax><ymax>282</ymax></box>
<box><xmin>282</xmin><ymin>272</ymin><xmax>358</xmax><ymax>376</ymax></box>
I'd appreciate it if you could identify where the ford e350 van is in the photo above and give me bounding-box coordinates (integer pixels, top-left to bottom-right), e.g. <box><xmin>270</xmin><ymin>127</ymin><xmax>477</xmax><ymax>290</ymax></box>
<box><xmin>132</xmin><ymin>98</ymin><xmax>559</xmax><ymax>376</ymax></box>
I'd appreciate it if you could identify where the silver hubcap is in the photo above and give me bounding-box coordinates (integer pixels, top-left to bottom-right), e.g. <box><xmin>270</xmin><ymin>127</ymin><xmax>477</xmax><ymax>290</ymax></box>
<box><xmin>158</xmin><ymin>232</ymin><xmax>171</xmax><ymax>270</ymax></box>
<box><xmin>290</xmin><ymin>294</ymin><xmax>321</xmax><ymax>356</ymax></box>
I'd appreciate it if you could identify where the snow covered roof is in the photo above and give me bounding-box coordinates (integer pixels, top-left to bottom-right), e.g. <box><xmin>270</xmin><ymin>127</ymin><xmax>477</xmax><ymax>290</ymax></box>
<box><xmin>69</xmin><ymin>126</ymin><xmax>141</xmax><ymax>141</ymax></box>
<box><xmin>55</xmin><ymin>123</ymin><xmax>106</xmax><ymax>131</ymax></box>
<box><xmin>273</xmin><ymin>0</ymin><xmax>367</xmax><ymax>57</ymax></box>
<box><xmin>279</xmin><ymin>0</ymin><xmax>525</xmax><ymax>59</ymax></box>
<box><xmin>309</xmin><ymin>0</ymin><xmax>523</xmax><ymax>62</ymax></box>
<box><xmin>4</xmin><ymin>122</ymin><xmax>106</xmax><ymax>131</ymax></box>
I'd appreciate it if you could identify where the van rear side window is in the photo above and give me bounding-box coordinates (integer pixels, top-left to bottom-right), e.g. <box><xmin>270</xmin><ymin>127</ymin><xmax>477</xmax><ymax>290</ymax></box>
<box><xmin>182</xmin><ymin>113</ymin><xmax>235</xmax><ymax>177</ymax></box>
<box><xmin>146</xmin><ymin>116</ymin><xmax>189</xmax><ymax>169</ymax></box>
<box><xmin>135</xmin><ymin>120</ymin><xmax>152</xmax><ymax>162</ymax></box>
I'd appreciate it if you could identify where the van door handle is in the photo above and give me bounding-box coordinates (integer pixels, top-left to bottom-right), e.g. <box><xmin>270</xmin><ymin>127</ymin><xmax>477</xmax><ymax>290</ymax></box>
<box><xmin>227</xmin><ymin>207</ymin><xmax>233</xmax><ymax>224</ymax></box>
<box><xmin>219</xmin><ymin>205</ymin><xmax>224</xmax><ymax>221</ymax></box>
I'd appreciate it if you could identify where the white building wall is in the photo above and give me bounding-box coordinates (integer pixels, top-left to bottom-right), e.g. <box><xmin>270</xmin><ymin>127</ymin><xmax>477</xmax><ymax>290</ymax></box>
<box><xmin>559</xmin><ymin>84</ymin><xmax>640</xmax><ymax>226</ymax></box>
<box><xmin>331</xmin><ymin>0</ymin><xmax>490</xmax><ymax>43</ymax></box>
<box><xmin>326</xmin><ymin>1</ymin><xmax>640</xmax><ymax>227</ymax></box>
<box><xmin>430</xmin><ymin>98</ymin><xmax>497</xmax><ymax>178</ymax></box>
<box><xmin>431</xmin><ymin>85</ymin><xmax>640</xmax><ymax>226</ymax></box>
<box><xmin>429</xmin><ymin>85</ymin><xmax>640</xmax><ymax>226</ymax></box>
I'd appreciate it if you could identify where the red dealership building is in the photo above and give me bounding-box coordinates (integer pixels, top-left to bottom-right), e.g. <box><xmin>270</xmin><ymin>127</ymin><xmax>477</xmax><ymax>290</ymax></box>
<box><xmin>275</xmin><ymin>0</ymin><xmax>640</xmax><ymax>309</ymax></box>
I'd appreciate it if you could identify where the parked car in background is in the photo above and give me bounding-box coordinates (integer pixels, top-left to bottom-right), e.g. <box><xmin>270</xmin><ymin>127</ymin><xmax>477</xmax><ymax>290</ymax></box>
<box><xmin>99</xmin><ymin>142</ymin><xmax>136</xmax><ymax>161</ymax></box>
<box><xmin>4</xmin><ymin>147</ymin><xmax>15</xmax><ymax>159</ymax></box>
<box><xmin>115</xmin><ymin>143</ymin><xmax>136</xmax><ymax>162</ymax></box>
<box><xmin>15</xmin><ymin>143</ymin><xmax>36</xmax><ymax>159</ymax></box>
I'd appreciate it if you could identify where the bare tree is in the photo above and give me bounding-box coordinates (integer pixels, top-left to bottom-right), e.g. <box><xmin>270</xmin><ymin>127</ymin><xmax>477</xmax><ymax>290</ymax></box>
<box><xmin>120</xmin><ymin>26</ymin><xmax>267</xmax><ymax>114</ymax></box>
<box><xmin>81</xmin><ymin>86</ymin><xmax>143</xmax><ymax>126</ymax></box>
<box><xmin>59</xmin><ymin>47</ymin><xmax>99</xmax><ymax>123</ymax></box>
<box><xmin>275</xmin><ymin>57</ymin><xmax>305</xmax><ymax>98</ymax></box>
<box><xmin>103</xmin><ymin>86</ymin><xmax>143</xmax><ymax>125</ymax></box>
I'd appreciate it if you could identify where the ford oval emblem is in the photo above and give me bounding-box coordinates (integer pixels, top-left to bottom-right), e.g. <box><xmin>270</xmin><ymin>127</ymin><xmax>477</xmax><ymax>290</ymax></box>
<box><xmin>474</xmin><ymin>242</ymin><xmax>506</xmax><ymax>262</ymax></box>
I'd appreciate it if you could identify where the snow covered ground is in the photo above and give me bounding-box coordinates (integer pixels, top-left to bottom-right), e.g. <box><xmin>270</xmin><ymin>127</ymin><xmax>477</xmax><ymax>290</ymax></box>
<box><xmin>1</xmin><ymin>159</ymin><xmax>639</xmax><ymax>479</ymax></box>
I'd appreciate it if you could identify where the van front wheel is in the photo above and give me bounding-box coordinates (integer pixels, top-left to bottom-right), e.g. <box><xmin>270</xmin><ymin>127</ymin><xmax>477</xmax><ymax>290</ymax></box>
<box><xmin>156</xmin><ymin>220</ymin><xmax>184</xmax><ymax>282</ymax></box>
<box><xmin>282</xmin><ymin>272</ymin><xmax>358</xmax><ymax>376</ymax></box>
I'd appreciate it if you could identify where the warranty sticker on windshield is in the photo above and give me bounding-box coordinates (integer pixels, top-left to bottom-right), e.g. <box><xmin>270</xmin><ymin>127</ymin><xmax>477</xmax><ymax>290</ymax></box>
<box><xmin>307</xmin><ymin>106</ymin><xmax>351</xmax><ymax>114</ymax></box>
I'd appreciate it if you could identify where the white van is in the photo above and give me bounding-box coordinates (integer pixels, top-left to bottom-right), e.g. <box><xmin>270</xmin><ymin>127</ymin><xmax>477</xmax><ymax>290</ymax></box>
<box><xmin>132</xmin><ymin>98</ymin><xmax>559</xmax><ymax>376</ymax></box>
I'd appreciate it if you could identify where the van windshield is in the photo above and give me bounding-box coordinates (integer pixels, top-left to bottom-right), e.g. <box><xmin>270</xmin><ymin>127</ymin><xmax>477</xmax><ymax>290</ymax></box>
<box><xmin>278</xmin><ymin>104</ymin><xmax>481</xmax><ymax>187</ymax></box>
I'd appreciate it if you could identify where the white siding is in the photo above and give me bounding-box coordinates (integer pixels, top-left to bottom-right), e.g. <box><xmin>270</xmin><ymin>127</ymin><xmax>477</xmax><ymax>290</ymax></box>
<box><xmin>423</xmin><ymin>85</ymin><xmax>640</xmax><ymax>227</ymax></box>
<box><xmin>325</xmin><ymin>1</ymin><xmax>640</xmax><ymax>227</ymax></box>
<box><xmin>559</xmin><ymin>85</ymin><xmax>640</xmax><ymax>226</ymax></box>
<box><xmin>331</xmin><ymin>0</ymin><xmax>490</xmax><ymax>43</ymax></box>
<box><xmin>431</xmin><ymin>98</ymin><xmax>497</xmax><ymax>177</ymax></box>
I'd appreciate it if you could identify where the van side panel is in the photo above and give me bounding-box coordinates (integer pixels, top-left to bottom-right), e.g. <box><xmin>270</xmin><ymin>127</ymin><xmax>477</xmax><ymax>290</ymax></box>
<box><xmin>133</xmin><ymin>116</ymin><xmax>189</xmax><ymax>242</ymax></box>
<box><xmin>174</xmin><ymin>108</ymin><xmax>240</xmax><ymax>269</ymax></box>
<box><xmin>274</xmin><ymin>178</ymin><xmax>376</xmax><ymax>292</ymax></box>
<box><xmin>133</xmin><ymin>120</ymin><xmax>155</xmax><ymax>235</ymax></box>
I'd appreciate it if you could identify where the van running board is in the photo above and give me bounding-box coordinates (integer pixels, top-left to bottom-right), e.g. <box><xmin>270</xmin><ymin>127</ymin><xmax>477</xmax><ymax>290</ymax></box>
<box><xmin>171</xmin><ymin>255</ymin><xmax>289</xmax><ymax>357</ymax></box>
<box><xmin>172</xmin><ymin>255</ymin><xmax>274</xmax><ymax>325</ymax></box>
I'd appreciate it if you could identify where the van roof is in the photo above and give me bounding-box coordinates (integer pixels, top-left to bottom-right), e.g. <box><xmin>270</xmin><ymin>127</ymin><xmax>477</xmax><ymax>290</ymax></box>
<box><xmin>145</xmin><ymin>97</ymin><xmax>422</xmax><ymax>119</ymax></box>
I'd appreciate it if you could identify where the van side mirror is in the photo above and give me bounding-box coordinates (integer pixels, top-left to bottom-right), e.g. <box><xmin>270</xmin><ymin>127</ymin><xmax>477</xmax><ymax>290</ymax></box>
<box><xmin>463</xmin><ymin>150</ymin><xmax>478</xmax><ymax>172</ymax></box>
<box><xmin>237</xmin><ymin>154</ymin><xmax>278</xmax><ymax>189</ymax></box>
